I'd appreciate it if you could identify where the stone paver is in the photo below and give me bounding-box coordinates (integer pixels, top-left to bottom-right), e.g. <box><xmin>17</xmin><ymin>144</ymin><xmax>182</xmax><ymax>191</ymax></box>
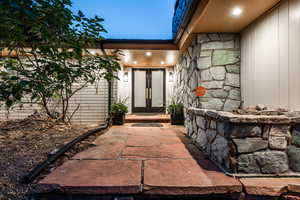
<box><xmin>240</xmin><ymin>178</ymin><xmax>300</xmax><ymax>196</ymax></box>
<box><xmin>36</xmin><ymin>124</ymin><xmax>300</xmax><ymax>198</ymax></box>
<box><xmin>73</xmin><ymin>129</ymin><xmax>128</xmax><ymax>160</ymax></box>
<box><xmin>143</xmin><ymin>159</ymin><xmax>214</xmax><ymax>195</ymax></box>
<box><xmin>289</xmin><ymin>183</ymin><xmax>300</xmax><ymax>194</ymax></box>
<box><xmin>73</xmin><ymin>142</ymin><xmax>125</xmax><ymax>160</ymax></box>
<box><xmin>196</xmin><ymin>159</ymin><xmax>242</xmax><ymax>194</ymax></box>
<box><xmin>94</xmin><ymin>134</ymin><xmax>128</xmax><ymax>145</ymax></box>
<box><xmin>127</xmin><ymin>128</ymin><xmax>176</xmax><ymax>137</ymax></box>
<box><xmin>143</xmin><ymin>159</ymin><xmax>242</xmax><ymax>195</ymax></box>
<box><xmin>38</xmin><ymin>160</ymin><xmax>142</xmax><ymax>194</ymax></box>
<box><xmin>121</xmin><ymin>143</ymin><xmax>193</xmax><ymax>159</ymax></box>
<box><xmin>283</xmin><ymin>195</ymin><xmax>300</xmax><ymax>200</ymax></box>
<box><xmin>126</xmin><ymin>135</ymin><xmax>161</xmax><ymax>147</ymax></box>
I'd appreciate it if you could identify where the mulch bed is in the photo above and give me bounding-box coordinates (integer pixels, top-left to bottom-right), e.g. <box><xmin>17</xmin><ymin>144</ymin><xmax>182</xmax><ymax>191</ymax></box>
<box><xmin>0</xmin><ymin>114</ymin><xmax>106</xmax><ymax>200</ymax></box>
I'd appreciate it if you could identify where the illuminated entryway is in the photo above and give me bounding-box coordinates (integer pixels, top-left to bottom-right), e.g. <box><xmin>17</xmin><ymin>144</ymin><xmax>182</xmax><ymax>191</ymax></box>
<box><xmin>132</xmin><ymin>68</ymin><xmax>165</xmax><ymax>113</ymax></box>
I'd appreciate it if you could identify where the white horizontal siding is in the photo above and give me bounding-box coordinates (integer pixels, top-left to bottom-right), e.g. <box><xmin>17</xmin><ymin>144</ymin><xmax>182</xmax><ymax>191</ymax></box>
<box><xmin>0</xmin><ymin>79</ymin><xmax>117</xmax><ymax>124</ymax></box>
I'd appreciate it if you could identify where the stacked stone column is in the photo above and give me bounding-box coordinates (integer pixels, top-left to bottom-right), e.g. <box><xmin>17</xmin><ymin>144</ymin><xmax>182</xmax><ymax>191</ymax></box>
<box><xmin>173</xmin><ymin>33</ymin><xmax>241</xmax><ymax>111</ymax></box>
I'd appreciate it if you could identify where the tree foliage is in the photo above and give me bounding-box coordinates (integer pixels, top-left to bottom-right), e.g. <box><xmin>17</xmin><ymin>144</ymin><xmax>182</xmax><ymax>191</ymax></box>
<box><xmin>0</xmin><ymin>0</ymin><xmax>121</xmax><ymax>122</ymax></box>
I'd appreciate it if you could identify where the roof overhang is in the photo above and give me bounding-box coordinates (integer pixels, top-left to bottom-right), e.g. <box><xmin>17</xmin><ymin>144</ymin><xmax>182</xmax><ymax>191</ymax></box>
<box><xmin>176</xmin><ymin>0</ymin><xmax>281</xmax><ymax>49</ymax></box>
<box><xmin>102</xmin><ymin>39</ymin><xmax>178</xmax><ymax>50</ymax></box>
<box><xmin>1</xmin><ymin>0</ymin><xmax>282</xmax><ymax>68</ymax></box>
<box><xmin>100</xmin><ymin>40</ymin><xmax>179</xmax><ymax>68</ymax></box>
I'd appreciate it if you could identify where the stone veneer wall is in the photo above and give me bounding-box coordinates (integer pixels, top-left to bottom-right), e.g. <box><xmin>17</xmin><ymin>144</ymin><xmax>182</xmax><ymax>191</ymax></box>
<box><xmin>186</xmin><ymin>108</ymin><xmax>300</xmax><ymax>174</ymax></box>
<box><xmin>173</xmin><ymin>33</ymin><xmax>241</xmax><ymax>111</ymax></box>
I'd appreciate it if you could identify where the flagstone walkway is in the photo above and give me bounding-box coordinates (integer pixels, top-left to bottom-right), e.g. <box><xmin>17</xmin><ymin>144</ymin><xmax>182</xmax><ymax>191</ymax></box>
<box><xmin>35</xmin><ymin>124</ymin><xmax>300</xmax><ymax>199</ymax></box>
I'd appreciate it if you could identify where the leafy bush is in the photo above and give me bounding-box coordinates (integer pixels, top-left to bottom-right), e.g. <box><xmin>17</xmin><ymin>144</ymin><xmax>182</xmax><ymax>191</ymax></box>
<box><xmin>167</xmin><ymin>103</ymin><xmax>184</xmax><ymax>115</ymax></box>
<box><xmin>111</xmin><ymin>103</ymin><xmax>128</xmax><ymax>114</ymax></box>
<box><xmin>0</xmin><ymin>0</ymin><xmax>121</xmax><ymax>122</ymax></box>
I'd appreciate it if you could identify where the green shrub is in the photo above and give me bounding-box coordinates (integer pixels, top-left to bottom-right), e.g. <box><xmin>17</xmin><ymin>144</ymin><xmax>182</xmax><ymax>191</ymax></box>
<box><xmin>111</xmin><ymin>103</ymin><xmax>128</xmax><ymax>114</ymax></box>
<box><xmin>0</xmin><ymin>0</ymin><xmax>121</xmax><ymax>122</ymax></box>
<box><xmin>167</xmin><ymin>103</ymin><xmax>184</xmax><ymax>115</ymax></box>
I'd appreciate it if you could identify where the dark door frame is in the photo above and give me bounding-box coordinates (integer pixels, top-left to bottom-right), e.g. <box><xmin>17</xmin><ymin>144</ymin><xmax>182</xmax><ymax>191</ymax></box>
<box><xmin>132</xmin><ymin>68</ymin><xmax>166</xmax><ymax>113</ymax></box>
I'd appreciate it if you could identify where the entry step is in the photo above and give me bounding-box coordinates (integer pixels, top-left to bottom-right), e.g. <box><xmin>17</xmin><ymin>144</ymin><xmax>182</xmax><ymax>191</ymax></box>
<box><xmin>125</xmin><ymin>114</ymin><xmax>170</xmax><ymax>123</ymax></box>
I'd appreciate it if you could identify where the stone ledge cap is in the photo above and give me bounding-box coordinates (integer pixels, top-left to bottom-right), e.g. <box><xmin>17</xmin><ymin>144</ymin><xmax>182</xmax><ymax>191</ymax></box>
<box><xmin>188</xmin><ymin>107</ymin><xmax>295</xmax><ymax>124</ymax></box>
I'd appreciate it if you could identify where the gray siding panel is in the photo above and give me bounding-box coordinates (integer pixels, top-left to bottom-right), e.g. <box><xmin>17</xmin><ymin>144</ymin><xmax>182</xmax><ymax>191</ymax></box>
<box><xmin>241</xmin><ymin>0</ymin><xmax>300</xmax><ymax>110</ymax></box>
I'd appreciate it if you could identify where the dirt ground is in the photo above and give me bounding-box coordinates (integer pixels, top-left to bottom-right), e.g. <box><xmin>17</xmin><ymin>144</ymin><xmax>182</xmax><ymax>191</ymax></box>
<box><xmin>0</xmin><ymin>114</ymin><xmax>101</xmax><ymax>200</ymax></box>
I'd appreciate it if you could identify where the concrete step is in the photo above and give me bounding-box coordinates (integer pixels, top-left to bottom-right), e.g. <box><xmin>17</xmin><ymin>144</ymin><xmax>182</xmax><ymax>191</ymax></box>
<box><xmin>125</xmin><ymin>114</ymin><xmax>170</xmax><ymax>123</ymax></box>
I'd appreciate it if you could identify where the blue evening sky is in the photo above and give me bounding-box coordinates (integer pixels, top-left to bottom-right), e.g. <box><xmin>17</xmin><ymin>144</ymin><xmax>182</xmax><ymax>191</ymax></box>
<box><xmin>71</xmin><ymin>0</ymin><xmax>176</xmax><ymax>40</ymax></box>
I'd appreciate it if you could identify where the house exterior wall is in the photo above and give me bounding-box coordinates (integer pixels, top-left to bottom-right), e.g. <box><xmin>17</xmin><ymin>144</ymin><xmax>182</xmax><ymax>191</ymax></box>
<box><xmin>117</xmin><ymin>68</ymin><xmax>133</xmax><ymax>113</ymax></box>
<box><xmin>241</xmin><ymin>0</ymin><xmax>300</xmax><ymax>110</ymax></box>
<box><xmin>0</xmin><ymin>78</ymin><xmax>117</xmax><ymax>125</ymax></box>
<box><xmin>1</xmin><ymin>65</ymin><xmax>173</xmax><ymax>123</ymax></box>
<box><xmin>67</xmin><ymin>79</ymin><xmax>117</xmax><ymax>124</ymax></box>
<box><xmin>166</xmin><ymin>67</ymin><xmax>176</xmax><ymax>106</ymax></box>
<box><xmin>173</xmin><ymin>33</ymin><xmax>241</xmax><ymax>111</ymax></box>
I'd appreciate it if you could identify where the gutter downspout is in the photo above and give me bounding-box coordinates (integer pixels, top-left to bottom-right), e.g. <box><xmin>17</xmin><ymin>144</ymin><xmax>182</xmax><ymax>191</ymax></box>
<box><xmin>108</xmin><ymin>78</ymin><xmax>112</xmax><ymax>123</ymax></box>
<box><xmin>100</xmin><ymin>41</ymin><xmax>113</xmax><ymax>125</ymax></box>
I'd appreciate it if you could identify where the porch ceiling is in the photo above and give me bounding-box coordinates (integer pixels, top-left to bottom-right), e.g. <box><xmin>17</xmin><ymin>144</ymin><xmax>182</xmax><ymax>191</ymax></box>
<box><xmin>178</xmin><ymin>0</ymin><xmax>281</xmax><ymax>49</ymax></box>
<box><xmin>193</xmin><ymin>0</ymin><xmax>280</xmax><ymax>32</ymax></box>
<box><xmin>120</xmin><ymin>49</ymin><xmax>179</xmax><ymax>68</ymax></box>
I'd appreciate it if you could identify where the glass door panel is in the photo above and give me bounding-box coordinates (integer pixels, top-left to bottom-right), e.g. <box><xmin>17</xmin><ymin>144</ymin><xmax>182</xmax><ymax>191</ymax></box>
<box><xmin>151</xmin><ymin>70</ymin><xmax>164</xmax><ymax>107</ymax></box>
<box><xmin>133</xmin><ymin>70</ymin><xmax>146</xmax><ymax>108</ymax></box>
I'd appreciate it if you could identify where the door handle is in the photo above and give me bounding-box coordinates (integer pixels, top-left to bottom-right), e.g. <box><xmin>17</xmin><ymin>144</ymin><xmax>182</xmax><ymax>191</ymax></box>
<box><xmin>145</xmin><ymin>88</ymin><xmax>148</xmax><ymax>100</ymax></box>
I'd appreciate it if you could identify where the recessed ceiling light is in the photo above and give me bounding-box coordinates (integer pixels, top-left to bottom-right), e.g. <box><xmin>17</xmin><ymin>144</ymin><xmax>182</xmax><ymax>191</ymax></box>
<box><xmin>146</xmin><ymin>52</ymin><xmax>152</xmax><ymax>56</ymax></box>
<box><xmin>133</xmin><ymin>61</ymin><xmax>137</xmax><ymax>64</ymax></box>
<box><xmin>232</xmin><ymin>7</ymin><xmax>242</xmax><ymax>16</ymax></box>
<box><xmin>161</xmin><ymin>61</ymin><xmax>165</xmax><ymax>65</ymax></box>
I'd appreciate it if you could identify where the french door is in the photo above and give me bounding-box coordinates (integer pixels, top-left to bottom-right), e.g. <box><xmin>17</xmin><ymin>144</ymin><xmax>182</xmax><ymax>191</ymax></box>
<box><xmin>132</xmin><ymin>68</ymin><xmax>165</xmax><ymax>113</ymax></box>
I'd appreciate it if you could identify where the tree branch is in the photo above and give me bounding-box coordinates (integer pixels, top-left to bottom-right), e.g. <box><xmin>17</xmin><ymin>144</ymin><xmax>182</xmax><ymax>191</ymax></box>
<box><xmin>67</xmin><ymin>103</ymin><xmax>80</xmax><ymax>123</ymax></box>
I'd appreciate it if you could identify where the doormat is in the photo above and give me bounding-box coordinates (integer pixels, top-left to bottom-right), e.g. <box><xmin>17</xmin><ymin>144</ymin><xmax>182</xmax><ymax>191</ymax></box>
<box><xmin>131</xmin><ymin>123</ymin><xmax>163</xmax><ymax>127</ymax></box>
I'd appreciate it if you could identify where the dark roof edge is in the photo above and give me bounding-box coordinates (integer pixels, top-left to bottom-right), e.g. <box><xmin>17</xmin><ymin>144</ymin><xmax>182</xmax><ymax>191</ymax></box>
<box><xmin>173</xmin><ymin>0</ymin><xmax>202</xmax><ymax>43</ymax></box>
<box><xmin>100</xmin><ymin>39</ymin><xmax>178</xmax><ymax>50</ymax></box>
<box><xmin>102</xmin><ymin>39</ymin><xmax>175</xmax><ymax>44</ymax></box>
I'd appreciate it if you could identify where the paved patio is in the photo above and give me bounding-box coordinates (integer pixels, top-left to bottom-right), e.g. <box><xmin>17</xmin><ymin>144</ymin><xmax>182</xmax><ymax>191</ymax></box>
<box><xmin>35</xmin><ymin>124</ymin><xmax>300</xmax><ymax>199</ymax></box>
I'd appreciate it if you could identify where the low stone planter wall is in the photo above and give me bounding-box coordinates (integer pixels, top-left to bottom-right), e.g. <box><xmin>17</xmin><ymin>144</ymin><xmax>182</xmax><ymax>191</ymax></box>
<box><xmin>186</xmin><ymin>107</ymin><xmax>300</xmax><ymax>174</ymax></box>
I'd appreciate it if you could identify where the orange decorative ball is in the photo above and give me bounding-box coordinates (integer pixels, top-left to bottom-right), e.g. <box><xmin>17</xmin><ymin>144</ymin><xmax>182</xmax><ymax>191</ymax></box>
<box><xmin>196</xmin><ymin>86</ymin><xmax>206</xmax><ymax>97</ymax></box>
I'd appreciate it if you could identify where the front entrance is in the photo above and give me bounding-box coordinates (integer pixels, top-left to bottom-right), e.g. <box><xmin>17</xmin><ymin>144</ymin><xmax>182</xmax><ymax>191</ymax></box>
<box><xmin>132</xmin><ymin>68</ymin><xmax>165</xmax><ymax>113</ymax></box>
